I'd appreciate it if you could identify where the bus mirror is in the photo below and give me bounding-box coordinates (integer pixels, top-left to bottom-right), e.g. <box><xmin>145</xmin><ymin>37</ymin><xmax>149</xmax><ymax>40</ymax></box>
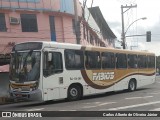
<box><xmin>48</xmin><ymin>53</ymin><xmax>52</xmax><ymax>61</ymax></box>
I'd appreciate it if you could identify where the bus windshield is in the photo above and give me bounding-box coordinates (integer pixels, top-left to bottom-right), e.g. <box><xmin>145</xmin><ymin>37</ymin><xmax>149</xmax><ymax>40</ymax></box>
<box><xmin>9</xmin><ymin>51</ymin><xmax>41</xmax><ymax>82</ymax></box>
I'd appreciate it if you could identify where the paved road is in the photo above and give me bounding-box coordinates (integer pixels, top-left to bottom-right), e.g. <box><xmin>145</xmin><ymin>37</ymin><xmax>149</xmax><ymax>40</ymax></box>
<box><xmin>1</xmin><ymin>77</ymin><xmax>160</xmax><ymax>120</ymax></box>
<box><xmin>0</xmin><ymin>73</ymin><xmax>9</xmax><ymax>97</ymax></box>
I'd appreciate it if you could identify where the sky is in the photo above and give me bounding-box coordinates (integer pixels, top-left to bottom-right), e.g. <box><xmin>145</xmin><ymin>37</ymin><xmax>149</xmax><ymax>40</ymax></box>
<box><xmin>79</xmin><ymin>0</ymin><xmax>160</xmax><ymax>56</ymax></box>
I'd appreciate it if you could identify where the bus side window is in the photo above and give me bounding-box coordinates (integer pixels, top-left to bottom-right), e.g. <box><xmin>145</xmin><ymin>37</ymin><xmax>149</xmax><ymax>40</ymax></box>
<box><xmin>102</xmin><ymin>52</ymin><xmax>115</xmax><ymax>69</ymax></box>
<box><xmin>43</xmin><ymin>52</ymin><xmax>63</xmax><ymax>77</ymax></box>
<box><xmin>128</xmin><ymin>54</ymin><xmax>138</xmax><ymax>69</ymax></box>
<box><xmin>116</xmin><ymin>53</ymin><xmax>127</xmax><ymax>69</ymax></box>
<box><xmin>65</xmin><ymin>49</ymin><xmax>84</xmax><ymax>70</ymax></box>
<box><xmin>138</xmin><ymin>55</ymin><xmax>147</xmax><ymax>68</ymax></box>
<box><xmin>148</xmin><ymin>56</ymin><xmax>155</xmax><ymax>68</ymax></box>
<box><xmin>85</xmin><ymin>51</ymin><xmax>101</xmax><ymax>69</ymax></box>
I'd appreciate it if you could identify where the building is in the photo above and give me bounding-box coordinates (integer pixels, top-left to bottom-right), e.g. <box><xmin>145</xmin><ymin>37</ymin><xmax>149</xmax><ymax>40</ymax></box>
<box><xmin>89</xmin><ymin>6</ymin><xmax>117</xmax><ymax>47</ymax></box>
<box><xmin>0</xmin><ymin>0</ymin><xmax>116</xmax><ymax>69</ymax></box>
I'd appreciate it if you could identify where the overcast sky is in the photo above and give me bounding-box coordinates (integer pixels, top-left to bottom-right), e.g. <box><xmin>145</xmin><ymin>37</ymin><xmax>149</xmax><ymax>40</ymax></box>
<box><xmin>79</xmin><ymin>0</ymin><xmax>160</xmax><ymax>56</ymax></box>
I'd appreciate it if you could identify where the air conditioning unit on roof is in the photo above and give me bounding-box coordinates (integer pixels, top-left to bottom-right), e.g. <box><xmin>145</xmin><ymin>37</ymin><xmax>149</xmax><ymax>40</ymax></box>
<box><xmin>9</xmin><ymin>17</ymin><xmax>20</xmax><ymax>25</ymax></box>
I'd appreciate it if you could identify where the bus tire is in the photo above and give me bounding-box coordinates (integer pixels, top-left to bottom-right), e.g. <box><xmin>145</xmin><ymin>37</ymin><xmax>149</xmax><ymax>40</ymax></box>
<box><xmin>67</xmin><ymin>85</ymin><xmax>82</xmax><ymax>101</ymax></box>
<box><xmin>128</xmin><ymin>79</ymin><xmax>136</xmax><ymax>92</ymax></box>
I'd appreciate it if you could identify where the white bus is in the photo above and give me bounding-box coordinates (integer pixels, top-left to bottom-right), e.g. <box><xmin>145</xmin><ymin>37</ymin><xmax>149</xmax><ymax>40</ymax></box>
<box><xmin>9</xmin><ymin>41</ymin><xmax>156</xmax><ymax>101</ymax></box>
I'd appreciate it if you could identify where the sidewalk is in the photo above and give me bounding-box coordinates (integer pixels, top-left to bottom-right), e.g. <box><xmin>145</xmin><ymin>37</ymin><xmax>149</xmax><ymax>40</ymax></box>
<box><xmin>156</xmin><ymin>75</ymin><xmax>160</xmax><ymax>81</ymax></box>
<box><xmin>0</xmin><ymin>72</ymin><xmax>10</xmax><ymax>104</ymax></box>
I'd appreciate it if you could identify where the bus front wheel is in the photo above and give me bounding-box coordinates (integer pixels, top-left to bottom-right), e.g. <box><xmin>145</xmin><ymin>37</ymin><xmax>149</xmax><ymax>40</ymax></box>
<box><xmin>128</xmin><ymin>79</ymin><xmax>136</xmax><ymax>92</ymax></box>
<box><xmin>67</xmin><ymin>85</ymin><xmax>82</xmax><ymax>101</ymax></box>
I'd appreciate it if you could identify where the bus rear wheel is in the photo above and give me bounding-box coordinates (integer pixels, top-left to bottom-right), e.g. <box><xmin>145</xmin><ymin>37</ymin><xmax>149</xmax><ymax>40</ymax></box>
<box><xmin>67</xmin><ymin>85</ymin><xmax>82</xmax><ymax>101</ymax></box>
<box><xmin>128</xmin><ymin>79</ymin><xmax>136</xmax><ymax>92</ymax></box>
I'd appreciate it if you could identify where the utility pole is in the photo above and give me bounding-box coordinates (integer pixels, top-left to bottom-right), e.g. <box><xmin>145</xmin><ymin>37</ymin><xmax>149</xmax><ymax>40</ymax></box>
<box><xmin>121</xmin><ymin>4</ymin><xmax>137</xmax><ymax>49</ymax></box>
<box><xmin>74</xmin><ymin>0</ymin><xmax>80</xmax><ymax>44</ymax></box>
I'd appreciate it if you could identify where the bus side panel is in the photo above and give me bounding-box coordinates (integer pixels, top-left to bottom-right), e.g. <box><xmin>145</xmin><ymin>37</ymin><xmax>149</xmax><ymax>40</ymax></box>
<box><xmin>137</xmin><ymin>69</ymin><xmax>155</xmax><ymax>88</ymax></box>
<box><xmin>95</xmin><ymin>86</ymin><xmax>114</xmax><ymax>94</ymax></box>
<box><xmin>83</xmin><ymin>85</ymin><xmax>96</xmax><ymax>96</ymax></box>
<box><xmin>113</xmin><ymin>79</ymin><xmax>128</xmax><ymax>91</ymax></box>
<box><xmin>137</xmin><ymin>75</ymin><xmax>155</xmax><ymax>88</ymax></box>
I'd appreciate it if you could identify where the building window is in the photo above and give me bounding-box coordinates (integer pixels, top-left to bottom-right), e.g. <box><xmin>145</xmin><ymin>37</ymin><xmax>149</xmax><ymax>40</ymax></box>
<box><xmin>72</xmin><ymin>19</ymin><xmax>76</xmax><ymax>34</ymax></box>
<box><xmin>86</xmin><ymin>28</ymin><xmax>89</xmax><ymax>42</ymax></box>
<box><xmin>20</xmin><ymin>14</ymin><xmax>38</xmax><ymax>32</ymax></box>
<box><xmin>83</xmin><ymin>24</ymin><xmax>86</xmax><ymax>39</ymax></box>
<box><xmin>90</xmin><ymin>34</ymin><xmax>94</xmax><ymax>45</ymax></box>
<box><xmin>0</xmin><ymin>13</ymin><xmax>7</xmax><ymax>32</ymax></box>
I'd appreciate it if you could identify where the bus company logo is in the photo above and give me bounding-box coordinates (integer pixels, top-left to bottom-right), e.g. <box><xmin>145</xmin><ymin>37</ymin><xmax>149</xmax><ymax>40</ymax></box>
<box><xmin>2</xmin><ymin>112</ymin><xmax>11</xmax><ymax>117</ymax></box>
<box><xmin>93</xmin><ymin>72</ymin><xmax>115</xmax><ymax>81</ymax></box>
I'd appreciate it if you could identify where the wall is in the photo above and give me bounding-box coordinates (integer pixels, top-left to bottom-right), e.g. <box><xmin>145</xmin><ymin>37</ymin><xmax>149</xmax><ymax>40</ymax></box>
<box><xmin>0</xmin><ymin>0</ymin><xmax>61</xmax><ymax>11</ymax></box>
<box><xmin>0</xmin><ymin>11</ymin><xmax>51</xmax><ymax>52</ymax></box>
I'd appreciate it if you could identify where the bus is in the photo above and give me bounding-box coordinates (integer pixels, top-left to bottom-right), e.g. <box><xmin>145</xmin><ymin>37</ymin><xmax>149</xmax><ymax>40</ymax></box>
<box><xmin>9</xmin><ymin>41</ymin><xmax>156</xmax><ymax>101</ymax></box>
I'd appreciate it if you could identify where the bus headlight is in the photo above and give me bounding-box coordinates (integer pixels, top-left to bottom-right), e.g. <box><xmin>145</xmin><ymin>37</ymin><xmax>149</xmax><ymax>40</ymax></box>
<box><xmin>31</xmin><ymin>82</ymin><xmax>38</xmax><ymax>91</ymax></box>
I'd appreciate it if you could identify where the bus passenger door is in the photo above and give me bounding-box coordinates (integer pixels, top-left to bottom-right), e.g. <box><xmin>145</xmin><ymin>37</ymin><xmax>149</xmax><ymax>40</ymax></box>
<box><xmin>42</xmin><ymin>50</ymin><xmax>63</xmax><ymax>101</ymax></box>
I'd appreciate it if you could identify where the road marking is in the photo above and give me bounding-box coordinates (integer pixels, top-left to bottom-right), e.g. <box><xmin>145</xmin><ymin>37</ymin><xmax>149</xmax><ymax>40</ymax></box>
<box><xmin>125</xmin><ymin>96</ymin><xmax>153</xmax><ymax>100</ymax></box>
<box><xmin>98</xmin><ymin>102</ymin><xmax>116</xmax><ymax>106</ymax></box>
<box><xmin>26</xmin><ymin>108</ymin><xmax>44</xmax><ymax>111</ymax></box>
<box><xmin>59</xmin><ymin>110</ymin><xmax>77</xmax><ymax>111</ymax></box>
<box><xmin>149</xmin><ymin>92</ymin><xmax>160</xmax><ymax>95</ymax></box>
<box><xmin>83</xmin><ymin>102</ymin><xmax>101</xmax><ymax>105</ymax></box>
<box><xmin>150</xmin><ymin>108</ymin><xmax>160</xmax><ymax>111</ymax></box>
<box><xmin>82</xmin><ymin>106</ymin><xmax>97</xmax><ymax>109</ymax></box>
<box><xmin>107</xmin><ymin>101</ymin><xmax>160</xmax><ymax>111</ymax></box>
<box><xmin>82</xmin><ymin>102</ymin><xmax>116</xmax><ymax>109</ymax></box>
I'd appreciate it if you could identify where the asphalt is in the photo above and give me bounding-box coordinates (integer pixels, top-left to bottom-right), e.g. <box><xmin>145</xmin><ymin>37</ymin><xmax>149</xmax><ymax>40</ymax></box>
<box><xmin>0</xmin><ymin>72</ymin><xmax>11</xmax><ymax>105</ymax></box>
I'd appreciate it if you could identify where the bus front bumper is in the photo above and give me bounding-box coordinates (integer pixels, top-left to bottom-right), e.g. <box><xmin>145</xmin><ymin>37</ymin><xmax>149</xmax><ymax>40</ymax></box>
<box><xmin>9</xmin><ymin>89</ymin><xmax>42</xmax><ymax>101</ymax></box>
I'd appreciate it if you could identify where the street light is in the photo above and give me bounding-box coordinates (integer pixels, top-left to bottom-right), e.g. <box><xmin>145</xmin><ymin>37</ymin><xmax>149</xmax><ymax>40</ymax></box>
<box><xmin>121</xmin><ymin>17</ymin><xmax>147</xmax><ymax>49</ymax></box>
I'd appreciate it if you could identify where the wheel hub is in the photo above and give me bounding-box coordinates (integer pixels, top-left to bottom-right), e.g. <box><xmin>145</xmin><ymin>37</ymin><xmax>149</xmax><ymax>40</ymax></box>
<box><xmin>70</xmin><ymin>88</ymin><xmax>78</xmax><ymax>97</ymax></box>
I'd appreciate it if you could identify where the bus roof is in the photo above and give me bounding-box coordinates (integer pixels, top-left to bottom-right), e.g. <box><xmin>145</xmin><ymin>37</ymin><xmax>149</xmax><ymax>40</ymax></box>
<box><xmin>15</xmin><ymin>41</ymin><xmax>155</xmax><ymax>55</ymax></box>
